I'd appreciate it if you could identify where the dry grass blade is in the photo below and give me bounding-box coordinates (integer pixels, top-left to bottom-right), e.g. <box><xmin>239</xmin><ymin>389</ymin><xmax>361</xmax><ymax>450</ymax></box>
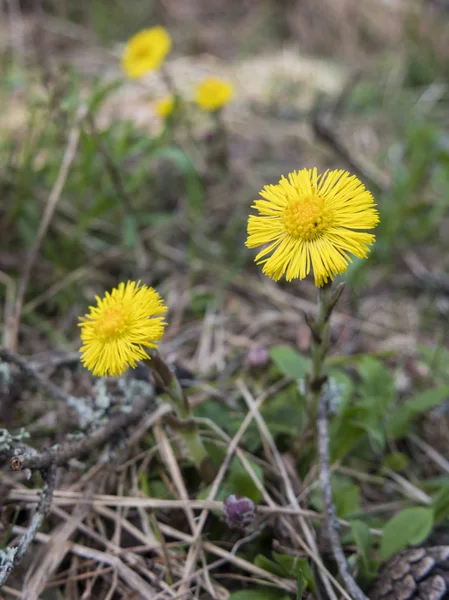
<box><xmin>21</xmin><ymin>505</ymin><xmax>89</xmax><ymax>599</ymax></box>
<box><xmin>158</xmin><ymin>523</ymin><xmax>296</xmax><ymax>593</ymax></box>
<box><xmin>11</xmin><ymin>525</ymin><xmax>157</xmax><ymax>598</ymax></box>
<box><xmin>237</xmin><ymin>379</ymin><xmax>349</xmax><ymax>600</ymax></box>
<box><xmin>3</xmin><ymin>104</ymin><xmax>87</xmax><ymax>351</ymax></box>
<box><xmin>179</xmin><ymin>375</ymin><xmax>279</xmax><ymax>593</ymax></box>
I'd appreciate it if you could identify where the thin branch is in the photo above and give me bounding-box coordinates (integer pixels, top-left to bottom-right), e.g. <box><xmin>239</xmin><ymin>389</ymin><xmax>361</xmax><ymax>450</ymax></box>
<box><xmin>0</xmin><ymin>347</ymin><xmax>73</xmax><ymax>404</ymax></box>
<box><xmin>318</xmin><ymin>392</ymin><xmax>368</xmax><ymax>600</ymax></box>
<box><xmin>8</xmin><ymin>394</ymin><xmax>155</xmax><ymax>472</ymax></box>
<box><xmin>0</xmin><ymin>464</ymin><xmax>57</xmax><ymax>588</ymax></box>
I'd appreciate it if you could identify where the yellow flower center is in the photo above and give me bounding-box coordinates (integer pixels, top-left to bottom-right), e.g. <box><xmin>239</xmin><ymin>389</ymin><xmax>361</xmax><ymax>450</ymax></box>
<box><xmin>134</xmin><ymin>45</ymin><xmax>151</xmax><ymax>60</ymax></box>
<box><xmin>283</xmin><ymin>195</ymin><xmax>332</xmax><ymax>240</ymax></box>
<box><xmin>98</xmin><ymin>307</ymin><xmax>128</xmax><ymax>340</ymax></box>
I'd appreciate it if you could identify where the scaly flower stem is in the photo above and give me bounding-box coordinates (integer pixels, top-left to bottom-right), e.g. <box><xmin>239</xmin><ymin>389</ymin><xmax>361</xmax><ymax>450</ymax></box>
<box><xmin>145</xmin><ymin>351</ymin><xmax>216</xmax><ymax>483</ymax></box>
<box><xmin>306</xmin><ymin>282</ymin><xmax>367</xmax><ymax>600</ymax></box>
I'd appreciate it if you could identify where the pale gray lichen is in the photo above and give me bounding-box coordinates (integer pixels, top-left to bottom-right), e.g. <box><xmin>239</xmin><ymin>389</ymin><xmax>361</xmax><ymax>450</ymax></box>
<box><xmin>94</xmin><ymin>379</ymin><xmax>111</xmax><ymax>411</ymax></box>
<box><xmin>67</xmin><ymin>374</ymin><xmax>155</xmax><ymax>435</ymax></box>
<box><xmin>0</xmin><ymin>546</ymin><xmax>18</xmax><ymax>572</ymax></box>
<box><xmin>323</xmin><ymin>377</ymin><xmax>345</xmax><ymax>415</ymax></box>
<box><xmin>298</xmin><ymin>377</ymin><xmax>344</xmax><ymax>415</ymax></box>
<box><xmin>0</xmin><ymin>428</ymin><xmax>30</xmax><ymax>453</ymax></box>
<box><xmin>117</xmin><ymin>376</ymin><xmax>155</xmax><ymax>413</ymax></box>
<box><xmin>67</xmin><ymin>395</ymin><xmax>98</xmax><ymax>431</ymax></box>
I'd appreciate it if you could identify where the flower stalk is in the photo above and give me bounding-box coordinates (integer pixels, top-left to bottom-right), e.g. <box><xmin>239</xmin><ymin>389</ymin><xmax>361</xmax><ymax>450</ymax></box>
<box><xmin>145</xmin><ymin>350</ymin><xmax>217</xmax><ymax>484</ymax></box>
<box><xmin>307</xmin><ymin>282</ymin><xmax>344</xmax><ymax>418</ymax></box>
<box><xmin>305</xmin><ymin>282</ymin><xmax>367</xmax><ymax>600</ymax></box>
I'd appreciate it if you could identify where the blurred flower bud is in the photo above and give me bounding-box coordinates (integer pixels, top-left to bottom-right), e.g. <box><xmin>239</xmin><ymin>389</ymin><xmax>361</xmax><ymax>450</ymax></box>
<box><xmin>223</xmin><ymin>494</ymin><xmax>256</xmax><ymax>529</ymax></box>
<box><xmin>245</xmin><ymin>346</ymin><xmax>270</xmax><ymax>369</ymax></box>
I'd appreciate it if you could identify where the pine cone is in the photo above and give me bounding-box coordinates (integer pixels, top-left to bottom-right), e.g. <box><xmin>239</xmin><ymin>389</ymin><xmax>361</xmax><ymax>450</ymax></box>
<box><xmin>370</xmin><ymin>547</ymin><xmax>449</xmax><ymax>600</ymax></box>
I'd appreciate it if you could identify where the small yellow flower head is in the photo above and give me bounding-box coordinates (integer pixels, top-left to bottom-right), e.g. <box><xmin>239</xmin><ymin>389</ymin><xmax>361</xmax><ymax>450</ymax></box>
<box><xmin>154</xmin><ymin>95</ymin><xmax>175</xmax><ymax>119</ymax></box>
<box><xmin>79</xmin><ymin>281</ymin><xmax>167</xmax><ymax>377</ymax></box>
<box><xmin>246</xmin><ymin>168</ymin><xmax>379</xmax><ymax>287</ymax></box>
<box><xmin>121</xmin><ymin>27</ymin><xmax>172</xmax><ymax>79</ymax></box>
<box><xmin>195</xmin><ymin>77</ymin><xmax>233</xmax><ymax>112</ymax></box>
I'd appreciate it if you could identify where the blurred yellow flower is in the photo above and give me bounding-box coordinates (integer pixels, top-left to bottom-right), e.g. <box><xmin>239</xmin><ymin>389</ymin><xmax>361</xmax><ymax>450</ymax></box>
<box><xmin>246</xmin><ymin>168</ymin><xmax>379</xmax><ymax>287</ymax></box>
<box><xmin>195</xmin><ymin>77</ymin><xmax>233</xmax><ymax>112</ymax></box>
<box><xmin>79</xmin><ymin>281</ymin><xmax>167</xmax><ymax>377</ymax></box>
<box><xmin>121</xmin><ymin>27</ymin><xmax>172</xmax><ymax>79</ymax></box>
<box><xmin>155</xmin><ymin>96</ymin><xmax>175</xmax><ymax>119</ymax></box>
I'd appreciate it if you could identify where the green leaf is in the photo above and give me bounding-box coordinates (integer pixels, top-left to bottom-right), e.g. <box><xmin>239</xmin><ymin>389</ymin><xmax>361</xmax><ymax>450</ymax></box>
<box><xmin>432</xmin><ymin>483</ymin><xmax>449</xmax><ymax>523</ymax></box>
<box><xmin>335</xmin><ymin>484</ymin><xmax>361</xmax><ymax>518</ymax></box>
<box><xmin>226</xmin><ymin>456</ymin><xmax>263</xmax><ymax>504</ymax></box>
<box><xmin>229</xmin><ymin>590</ymin><xmax>290</xmax><ymax>600</ymax></box>
<box><xmin>330</xmin><ymin>420</ymin><xmax>365</xmax><ymax>461</ymax></box>
<box><xmin>254</xmin><ymin>555</ymin><xmax>286</xmax><ymax>577</ymax></box>
<box><xmin>382</xmin><ymin>452</ymin><xmax>409</xmax><ymax>473</ymax></box>
<box><xmin>350</xmin><ymin>520</ymin><xmax>373</xmax><ymax>571</ymax></box>
<box><xmin>418</xmin><ymin>344</ymin><xmax>449</xmax><ymax>380</ymax></box>
<box><xmin>269</xmin><ymin>346</ymin><xmax>310</xmax><ymax>380</ymax></box>
<box><xmin>359</xmin><ymin>357</ymin><xmax>395</xmax><ymax>409</ymax></box>
<box><xmin>294</xmin><ymin>558</ymin><xmax>316</xmax><ymax>594</ymax></box>
<box><xmin>261</xmin><ymin>386</ymin><xmax>306</xmax><ymax>438</ymax></box>
<box><xmin>388</xmin><ymin>385</ymin><xmax>449</xmax><ymax>438</ymax></box>
<box><xmin>380</xmin><ymin>507</ymin><xmax>433</xmax><ymax>560</ymax></box>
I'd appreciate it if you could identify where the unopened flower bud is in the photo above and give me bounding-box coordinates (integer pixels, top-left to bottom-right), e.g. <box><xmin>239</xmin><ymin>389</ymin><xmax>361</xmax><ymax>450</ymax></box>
<box><xmin>223</xmin><ymin>494</ymin><xmax>256</xmax><ymax>529</ymax></box>
<box><xmin>245</xmin><ymin>346</ymin><xmax>270</xmax><ymax>369</ymax></box>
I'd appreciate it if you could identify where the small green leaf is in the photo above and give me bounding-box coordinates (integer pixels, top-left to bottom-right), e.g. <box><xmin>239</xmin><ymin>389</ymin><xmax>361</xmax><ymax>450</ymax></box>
<box><xmin>388</xmin><ymin>385</ymin><xmax>449</xmax><ymax>438</ymax></box>
<box><xmin>222</xmin><ymin>456</ymin><xmax>263</xmax><ymax>504</ymax></box>
<box><xmin>382</xmin><ymin>452</ymin><xmax>409</xmax><ymax>473</ymax></box>
<box><xmin>254</xmin><ymin>555</ymin><xmax>286</xmax><ymax>577</ymax></box>
<box><xmin>350</xmin><ymin>520</ymin><xmax>373</xmax><ymax>570</ymax></box>
<box><xmin>269</xmin><ymin>346</ymin><xmax>310</xmax><ymax>380</ymax></box>
<box><xmin>294</xmin><ymin>558</ymin><xmax>316</xmax><ymax>594</ymax></box>
<box><xmin>432</xmin><ymin>483</ymin><xmax>449</xmax><ymax>523</ymax></box>
<box><xmin>380</xmin><ymin>507</ymin><xmax>433</xmax><ymax>560</ymax></box>
<box><xmin>271</xmin><ymin>553</ymin><xmax>315</xmax><ymax>593</ymax></box>
<box><xmin>335</xmin><ymin>484</ymin><xmax>361</xmax><ymax>518</ymax></box>
<box><xmin>330</xmin><ymin>420</ymin><xmax>365</xmax><ymax>461</ymax></box>
<box><xmin>261</xmin><ymin>386</ymin><xmax>306</xmax><ymax>438</ymax></box>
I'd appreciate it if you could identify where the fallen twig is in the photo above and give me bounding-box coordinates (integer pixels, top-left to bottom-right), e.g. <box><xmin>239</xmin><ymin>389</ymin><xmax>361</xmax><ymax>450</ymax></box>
<box><xmin>0</xmin><ymin>347</ymin><xmax>73</xmax><ymax>405</ymax></box>
<box><xmin>0</xmin><ymin>464</ymin><xmax>56</xmax><ymax>587</ymax></box>
<box><xmin>7</xmin><ymin>393</ymin><xmax>156</xmax><ymax>472</ymax></box>
<box><xmin>318</xmin><ymin>392</ymin><xmax>368</xmax><ymax>600</ymax></box>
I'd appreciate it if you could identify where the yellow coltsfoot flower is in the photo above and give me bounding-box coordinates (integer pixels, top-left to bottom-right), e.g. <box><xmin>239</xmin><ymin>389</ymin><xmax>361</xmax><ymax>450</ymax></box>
<box><xmin>121</xmin><ymin>27</ymin><xmax>172</xmax><ymax>79</ymax></box>
<box><xmin>154</xmin><ymin>95</ymin><xmax>175</xmax><ymax>119</ymax></box>
<box><xmin>195</xmin><ymin>77</ymin><xmax>233</xmax><ymax>112</ymax></box>
<box><xmin>246</xmin><ymin>168</ymin><xmax>379</xmax><ymax>287</ymax></box>
<box><xmin>79</xmin><ymin>281</ymin><xmax>167</xmax><ymax>377</ymax></box>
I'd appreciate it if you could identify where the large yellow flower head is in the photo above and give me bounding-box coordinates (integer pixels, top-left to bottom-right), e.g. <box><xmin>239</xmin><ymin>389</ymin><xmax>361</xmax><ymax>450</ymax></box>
<box><xmin>246</xmin><ymin>168</ymin><xmax>379</xmax><ymax>287</ymax></box>
<box><xmin>121</xmin><ymin>27</ymin><xmax>172</xmax><ymax>79</ymax></box>
<box><xmin>79</xmin><ymin>281</ymin><xmax>167</xmax><ymax>377</ymax></box>
<box><xmin>195</xmin><ymin>77</ymin><xmax>233</xmax><ymax>112</ymax></box>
